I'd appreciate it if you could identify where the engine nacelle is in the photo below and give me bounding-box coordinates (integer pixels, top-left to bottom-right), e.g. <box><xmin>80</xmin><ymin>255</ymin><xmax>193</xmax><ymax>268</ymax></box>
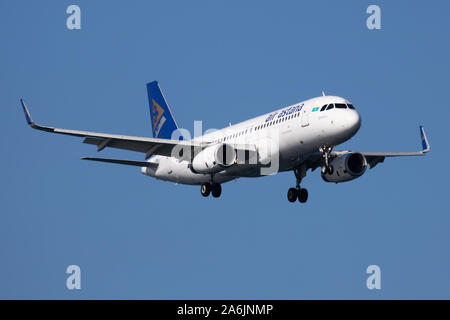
<box><xmin>322</xmin><ymin>152</ymin><xmax>367</xmax><ymax>183</ymax></box>
<box><xmin>191</xmin><ymin>143</ymin><xmax>236</xmax><ymax>174</ymax></box>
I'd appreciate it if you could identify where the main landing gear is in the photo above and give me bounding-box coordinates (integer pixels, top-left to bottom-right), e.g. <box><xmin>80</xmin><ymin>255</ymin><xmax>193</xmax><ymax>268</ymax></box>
<box><xmin>319</xmin><ymin>145</ymin><xmax>334</xmax><ymax>175</ymax></box>
<box><xmin>287</xmin><ymin>165</ymin><xmax>308</xmax><ymax>203</ymax></box>
<box><xmin>201</xmin><ymin>183</ymin><xmax>222</xmax><ymax>198</ymax></box>
<box><xmin>287</xmin><ymin>187</ymin><xmax>308</xmax><ymax>203</ymax></box>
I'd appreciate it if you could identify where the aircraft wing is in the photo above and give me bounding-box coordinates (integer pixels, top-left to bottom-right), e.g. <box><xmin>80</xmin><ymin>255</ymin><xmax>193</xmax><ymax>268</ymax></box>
<box><xmin>20</xmin><ymin>99</ymin><xmax>205</xmax><ymax>159</ymax></box>
<box><xmin>303</xmin><ymin>126</ymin><xmax>430</xmax><ymax>170</ymax></box>
<box><xmin>336</xmin><ymin>126</ymin><xmax>430</xmax><ymax>168</ymax></box>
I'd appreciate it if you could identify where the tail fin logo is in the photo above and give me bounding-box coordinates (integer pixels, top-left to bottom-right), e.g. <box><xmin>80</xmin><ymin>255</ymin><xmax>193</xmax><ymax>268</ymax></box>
<box><xmin>146</xmin><ymin>81</ymin><xmax>178</xmax><ymax>139</ymax></box>
<box><xmin>152</xmin><ymin>98</ymin><xmax>166</xmax><ymax>137</ymax></box>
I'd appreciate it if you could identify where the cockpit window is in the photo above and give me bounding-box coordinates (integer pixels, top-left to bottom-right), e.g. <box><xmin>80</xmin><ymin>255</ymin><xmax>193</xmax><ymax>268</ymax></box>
<box><xmin>335</xmin><ymin>103</ymin><xmax>347</xmax><ymax>109</ymax></box>
<box><xmin>320</xmin><ymin>104</ymin><xmax>328</xmax><ymax>111</ymax></box>
<box><xmin>326</xmin><ymin>104</ymin><xmax>334</xmax><ymax>110</ymax></box>
<box><xmin>347</xmin><ymin>104</ymin><xmax>355</xmax><ymax>109</ymax></box>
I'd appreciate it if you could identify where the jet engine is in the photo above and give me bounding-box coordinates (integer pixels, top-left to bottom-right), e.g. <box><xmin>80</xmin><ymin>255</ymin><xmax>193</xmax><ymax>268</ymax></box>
<box><xmin>321</xmin><ymin>152</ymin><xmax>367</xmax><ymax>183</ymax></box>
<box><xmin>191</xmin><ymin>143</ymin><xmax>236</xmax><ymax>174</ymax></box>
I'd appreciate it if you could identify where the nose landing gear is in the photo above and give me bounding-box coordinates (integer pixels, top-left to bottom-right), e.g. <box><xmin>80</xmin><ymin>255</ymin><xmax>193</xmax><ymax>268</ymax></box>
<box><xmin>320</xmin><ymin>145</ymin><xmax>334</xmax><ymax>175</ymax></box>
<box><xmin>287</xmin><ymin>165</ymin><xmax>308</xmax><ymax>203</ymax></box>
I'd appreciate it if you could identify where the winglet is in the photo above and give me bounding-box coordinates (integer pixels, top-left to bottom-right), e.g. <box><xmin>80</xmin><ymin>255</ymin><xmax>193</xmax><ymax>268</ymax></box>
<box><xmin>420</xmin><ymin>126</ymin><xmax>430</xmax><ymax>153</ymax></box>
<box><xmin>19</xmin><ymin>100</ymin><xmax>55</xmax><ymax>133</ymax></box>
<box><xmin>20</xmin><ymin>99</ymin><xmax>34</xmax><ymax>126</ymax></box>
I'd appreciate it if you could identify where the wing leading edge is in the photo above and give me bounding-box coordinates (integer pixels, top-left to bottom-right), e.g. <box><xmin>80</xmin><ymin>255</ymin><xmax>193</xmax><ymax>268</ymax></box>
<box><xmin>359</xmin><ymin>126</ymin><xmax>430</xmax><ymax>157</ymax></box>
<box><xmin>332</xmin><ymin>126</ymin><xmax>430</xmax><ymax>168</ymax></box>
<box><xmin>20</xmin><ymin>99</ymin><xmax>204</xmax><ymax>159</ymax></box>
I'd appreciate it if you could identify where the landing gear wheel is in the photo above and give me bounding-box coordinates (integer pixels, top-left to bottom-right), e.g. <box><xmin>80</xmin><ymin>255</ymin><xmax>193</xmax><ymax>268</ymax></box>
<box><xmin>211</xmin><ymin>183</ymin><xmax>222</xmax><ymax>198</ymax></box>
<box><xmin>321</xmin><ymin>165</ymin><xmax>334</xmax><ymax>175</ymax></box>
<box><xmin>327</xmin><ymin>165</ymin><xmax>334</xmax><ymax>175</ymax></box>
<box><xmin>201</xmin><ymin>183</ymin><xmax>211</xmax><ymax>197</ymax></box>
<box><xmin>298</xmin><ymin>188</ymin><xmax>308</xmax><ymax>203</ymax></box>
<box><xmin>287</xmin><ymin>188</ymin><xmax>298</xmax><ymax>202</ymax></box>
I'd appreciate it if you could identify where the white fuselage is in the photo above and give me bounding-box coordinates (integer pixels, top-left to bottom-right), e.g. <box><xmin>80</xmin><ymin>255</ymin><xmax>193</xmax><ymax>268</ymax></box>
<box><xmin>142</xmin><ymin>95</ymin><xmax>361</xmax><ymax>185</ymax></box>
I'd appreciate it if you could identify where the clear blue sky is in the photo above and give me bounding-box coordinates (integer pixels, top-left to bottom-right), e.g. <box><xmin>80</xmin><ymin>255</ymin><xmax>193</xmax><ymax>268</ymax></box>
<box><xmin>1</xmin><ymin>0</ymin><xmax>449</xmax><ymax>299</ymax></box>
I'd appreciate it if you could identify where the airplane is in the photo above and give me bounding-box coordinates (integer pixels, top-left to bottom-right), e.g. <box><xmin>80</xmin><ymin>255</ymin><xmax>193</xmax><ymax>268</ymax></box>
<box><xmin>20</xmin><ymin>81</ymin><xmax>430</xmax><ymax>203</ymax></box>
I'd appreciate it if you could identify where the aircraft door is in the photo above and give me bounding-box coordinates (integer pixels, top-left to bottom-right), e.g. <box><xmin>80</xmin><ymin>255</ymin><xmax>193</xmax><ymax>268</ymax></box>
<box><xmin>301</xmin><ymin>106</ymin><xmax>309</xmax><ymax>127</ymax></box>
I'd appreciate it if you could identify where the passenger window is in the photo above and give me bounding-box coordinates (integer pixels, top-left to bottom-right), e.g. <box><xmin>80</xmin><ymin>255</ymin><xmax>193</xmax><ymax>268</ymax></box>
<box><xmin>348</xmin><ymin>104</ymin><xmax>355</xmax><ymax>109</ymax></box>
<box><xmin>326</xmin><ymin>104</ymin><xmax>334</xmax><ymax>110</ymax></box>
<box><xmin>335</xmin><ymin>103</ymin><xmax>347</xmax><ymax>109</ymax></box>
<box><xmin>320</xmin><ymin>105</ymin><xmax>328</xmax><ymax>111</ymax></box>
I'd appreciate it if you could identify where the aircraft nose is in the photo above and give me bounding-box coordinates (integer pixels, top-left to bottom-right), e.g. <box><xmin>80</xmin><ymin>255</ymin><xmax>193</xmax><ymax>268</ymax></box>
<box><xmin>348</xmin><ymin>110</ymin><xmax>361</xmax><ymax>134</ymax></box>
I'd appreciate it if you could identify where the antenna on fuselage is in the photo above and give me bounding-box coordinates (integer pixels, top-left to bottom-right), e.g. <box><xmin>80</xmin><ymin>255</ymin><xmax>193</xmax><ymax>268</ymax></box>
<box><xmin>322</xmin><ymin>91</ymin><xmax>326</xmax><ymax>96</ymax></box>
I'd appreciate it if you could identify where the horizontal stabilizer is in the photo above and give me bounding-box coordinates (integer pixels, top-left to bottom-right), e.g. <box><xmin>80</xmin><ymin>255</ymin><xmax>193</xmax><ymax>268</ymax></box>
<box><xmin>81</xmin><ymin>157</ymin><xmax>158</xmax><ymax>167</ymax></box>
